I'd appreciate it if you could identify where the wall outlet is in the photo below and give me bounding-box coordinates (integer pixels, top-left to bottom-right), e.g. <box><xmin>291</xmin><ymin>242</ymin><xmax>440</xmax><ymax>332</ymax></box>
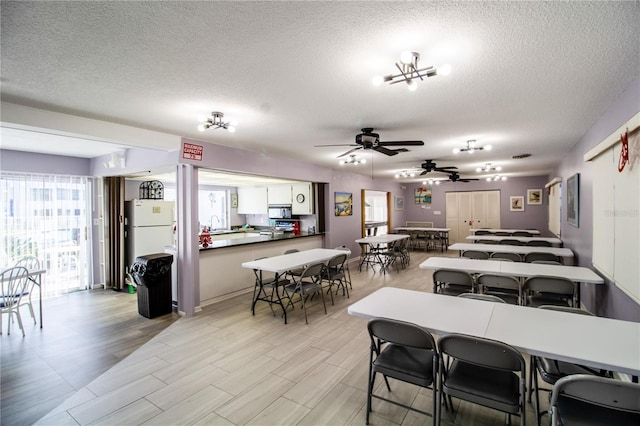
<box><xmin>434</xmin><ymin>211</ymin><xmax>441</xmax><ymax>215</ymax></box>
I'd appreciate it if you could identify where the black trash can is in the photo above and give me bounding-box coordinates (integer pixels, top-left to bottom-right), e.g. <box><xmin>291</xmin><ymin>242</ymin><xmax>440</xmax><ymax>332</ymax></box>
<box><xmin>130</xmin><ymin>253</ymin><xmax>173</xmax><ymax>318</ymax></box>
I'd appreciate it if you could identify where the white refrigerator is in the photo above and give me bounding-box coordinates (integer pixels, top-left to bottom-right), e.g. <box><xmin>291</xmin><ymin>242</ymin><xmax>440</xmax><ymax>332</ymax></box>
<box><xmin>125</xmin><ymin>199</ymin><xmax>175</xmax><ymax>270</ymax></box>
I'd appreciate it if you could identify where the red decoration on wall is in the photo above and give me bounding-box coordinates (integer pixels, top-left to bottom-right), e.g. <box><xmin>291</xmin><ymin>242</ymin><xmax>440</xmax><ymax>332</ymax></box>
<box><xmin>618</xmin><ymin>129</ymin><xmax>629</xmax><ymax>172</ymax></box>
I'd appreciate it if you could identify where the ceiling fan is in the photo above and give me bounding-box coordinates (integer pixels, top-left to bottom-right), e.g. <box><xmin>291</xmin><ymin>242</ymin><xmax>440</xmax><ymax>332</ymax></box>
<box><xmin>447</xmin><ymin>171</ymin><xmax>479</xmax><ymax>182</ymax></box>
<box><xmin>315</xmin><ymin>128</ymin><xmax>424</xmax><ymax>157</ymax></box>
<box><xmin>419</xmin><ymin>159</ymin><xmax>457</xmax><ymax>175</ymax></box>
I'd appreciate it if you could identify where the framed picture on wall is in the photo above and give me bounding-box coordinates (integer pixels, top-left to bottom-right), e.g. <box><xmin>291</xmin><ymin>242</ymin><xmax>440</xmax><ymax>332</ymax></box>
<box><xmin>510</xmin><ymin>196</ymin><xmax>524</xmax><ymax>211</ymax></box>
<box><xmin>527</xmin><ymin>189</ymin><xmax>542</xmax><ymax>205</ymax></box>
<box><xmin>334</xmin><ymin>192</ymin><xmax>353</xmax><ymax>216</ymax></box>
<box><xmin>414</xmin><ymin>187</ymin><xmax>432</xmax><ymax>204</ymax></box>
<box><xmin>395</xmin><ymin>196</ymin><xmax>404</xmax><ymax>211</ymax></box>
<box><xmin>567</xmin><ymin>173</ymin><xmax>579</xmax><ymax>227</ymax></box>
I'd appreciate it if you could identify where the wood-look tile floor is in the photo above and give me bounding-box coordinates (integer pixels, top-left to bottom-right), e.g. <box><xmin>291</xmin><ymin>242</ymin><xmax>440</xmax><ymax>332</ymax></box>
<box><xmin>3</xmin><ymin>250</ymin><xmax>548</xmax><ymax>425</ymax></box>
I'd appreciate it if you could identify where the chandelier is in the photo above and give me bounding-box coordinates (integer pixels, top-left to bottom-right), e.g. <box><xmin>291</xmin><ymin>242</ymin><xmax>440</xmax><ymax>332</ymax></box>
<box><xmin>476</xmin><ymin>163</ymin><xmax>502</xmax><ymax>172</ymax></box>
<box><xmin>339</xmin><ymin>155</ymin><xmax>366</xmax><ymax>165</ymax></box>
<box><xmin>197</xmin><ymin>112</ymin><xmax>237</xmax><ymax>133</ymax></box>
<box><xmin>453</xmin><ymin>140</ymin><xmax>492</xmax><ymax>154</ymax></box>
<box><xmin>372</xmin><ymin>51</ymin><xmax>451</xmax><ymax>91</ymax></box>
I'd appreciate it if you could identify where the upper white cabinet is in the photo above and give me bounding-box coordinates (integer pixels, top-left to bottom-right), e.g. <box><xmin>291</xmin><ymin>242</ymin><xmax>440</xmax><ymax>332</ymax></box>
<box><xmin>267</xmin><ymin>185</ymin><xmax>292</xmax><ymax>205</ymax></box>
<box><xmin>292</xmin><ymin>182</ymin><xmax>313</xmax><ymax>215</ymax></box>
<box><xmin>237</xmin><ymin>187</ymin><xmax>268</xmax><ymax>214</ymax></box>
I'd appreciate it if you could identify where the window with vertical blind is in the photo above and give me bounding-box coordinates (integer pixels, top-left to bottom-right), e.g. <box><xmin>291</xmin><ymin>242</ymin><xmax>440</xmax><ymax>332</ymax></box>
<box><xmin>585</xmin><ymin>112</ymin><xmax>640</xmax><ymax>304</ymax></box>
<box><xmin>545</xmin><ymin>178</ymin><xmax>562</xmax><ymax>237</ymax></box>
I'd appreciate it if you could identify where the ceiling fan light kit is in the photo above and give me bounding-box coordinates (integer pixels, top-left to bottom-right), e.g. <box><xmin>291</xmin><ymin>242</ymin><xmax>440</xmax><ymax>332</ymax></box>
<box><xmin>476</xmin><ymin>163</ymin><xmax>502</xmax><ymax>172</ymax></box>
<box><xmin>372</xmin><ymin>51</ymin><xmax>451</xmax><ymax>91</ymax></box>
<box><xmin>453</xmin><ymin>139</ymin><xmax>491</xmax><ymax>154</ymax></box>
<box><xmin>197</xmin><ymin>111</ymin><xmax>237</xmax><ymax>133</ymax></box>
<box><xmin>339</xmin><ymin>155</ymin><xmax>366</xmax><ymax>165</ymax></box>
<box><xmin>394</xmin><ymin>170</ymin><xmax>417</xmax><ymax>178</ymax></box>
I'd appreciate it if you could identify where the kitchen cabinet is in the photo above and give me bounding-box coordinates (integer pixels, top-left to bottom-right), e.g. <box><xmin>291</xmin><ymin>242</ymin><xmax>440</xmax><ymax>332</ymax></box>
<box><xmin>292</xmin><ymin>182</ymin><xmax>313</xmax><ymax>215</ymax></box>
<box><xmin>237</xmin><ymin>187</ymin><xmax>268</xmax><ymax>214</ymax></box>
<box><xmin>267</xmin><ymin>185</ymin><xmax>292</xmax><ymax>205</ymax></box>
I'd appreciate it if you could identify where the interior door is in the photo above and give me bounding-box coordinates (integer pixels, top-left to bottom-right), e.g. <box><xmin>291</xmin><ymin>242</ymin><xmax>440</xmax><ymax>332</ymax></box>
<box><xmin>446</xmin><ymin>191</ymin><xmax>501</xmax><ymax>244</ymax></box>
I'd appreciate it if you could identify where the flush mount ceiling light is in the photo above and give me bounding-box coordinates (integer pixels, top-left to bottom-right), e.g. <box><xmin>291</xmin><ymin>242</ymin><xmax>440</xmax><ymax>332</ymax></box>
<box><xmin>422</xmin><ymin>179</ymin><xmax>441</xmax><ymax>185</ymax></box>
<box><xmin>476</xmin><ymin>162</ymin><xmax>502</xmax><ymax>172</ymax></box>
<box><xmin>339</xmin><ymin>154</ymin><xmax>366</xmax><ymax>165</ymax></box>
<box><xmin>453</xmin><ymin>139</ymin><xmax>492</xmax><ymax>154</ymax></box>
<box><xmin>372</xmin><ymin>51</ymin><xmax>451</xmax><ymax>91</ymax></box>
<box><xmin>486</xmin><ymin>175</ymin><xmax>507</xmax><ymax>182</ymax></box>
<box><xmin>394</xmin><ymin>170</ymin><xmax>417</xmax><ymax>178</ymax></box>
<box><xmin>197</xmin><ymin>112</ymin><xmax>237</xmax><ymax>133</ymax></box>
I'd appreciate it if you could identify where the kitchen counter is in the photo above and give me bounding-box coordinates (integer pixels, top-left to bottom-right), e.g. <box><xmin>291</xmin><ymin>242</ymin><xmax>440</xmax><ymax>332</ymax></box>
<box><xmin>199</xmin><ymin>231</ymin><xmax>322</xmax><ymax>250</ymax></box>
<box><xmin>198</xmin><ymin>232</ymin><xmax>324</xmax><ymax>306</ymax></box>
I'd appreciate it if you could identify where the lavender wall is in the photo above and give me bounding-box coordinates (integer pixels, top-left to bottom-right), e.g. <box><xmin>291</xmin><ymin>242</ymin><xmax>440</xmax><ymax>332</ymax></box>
<box><xmin>553</xmin><ymin>76</ymin><xmax>640</xmax><ymax>322</ymax></box>
<box><xmin>1</xmin><ymin>149</ymin><xmax>91</xmax><ymax>175</ymax></box>
<box><xmin>402</xmin><ymin>176</ymin><xmax>551</xmax><ymax>235</ymax></box>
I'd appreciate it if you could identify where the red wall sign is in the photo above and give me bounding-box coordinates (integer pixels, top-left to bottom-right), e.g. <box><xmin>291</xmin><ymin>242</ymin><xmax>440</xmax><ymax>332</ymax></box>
<box><xmin>182</xmin><ymin>142</ymin><xmax>203</xmax><ymax>161</ymax></box>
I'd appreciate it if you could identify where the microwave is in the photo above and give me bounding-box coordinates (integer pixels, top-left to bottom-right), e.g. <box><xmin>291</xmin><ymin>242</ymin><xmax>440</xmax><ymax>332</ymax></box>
<box><xmin>268</xmin><ymin>204</ymin><xmax>292</xmax><ymax>219</ymax></box>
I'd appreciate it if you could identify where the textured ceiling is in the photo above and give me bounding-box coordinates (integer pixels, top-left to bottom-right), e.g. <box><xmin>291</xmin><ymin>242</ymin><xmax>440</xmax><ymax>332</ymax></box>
<box><xmin>1</xmin><ymin>1</ymin><xmax>638</xmax><ymax>181</ymax></box>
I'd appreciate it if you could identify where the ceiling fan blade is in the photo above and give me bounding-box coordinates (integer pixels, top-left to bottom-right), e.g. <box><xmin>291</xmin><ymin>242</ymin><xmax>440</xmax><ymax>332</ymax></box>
<box><xmin>434</xmin><ymin>166</ymin><xmax>458</xmax><ymax>171</ymax></box>
<box><xmin>373</xmin><ymin>145</ymin><xmax>406</xmax><ymax>156</ymax></box>
<box><xmin>337</xmin><ymin>147</ymin><xmax>362</xmax><ymax>158</ymax></box>
<box><xmin>378</xmin><ymin>140</ymin><xmax>424</xmax><ymax>146</ymax></box>
<box><xmin>314</xmin><ymin>143</ymin><xmax>358</xmax><ymax>147</ymax></box>
<box><xmin>420</xmin><ymin>170</ymin><xmax>428</xmax><ymax>176</ymax></box>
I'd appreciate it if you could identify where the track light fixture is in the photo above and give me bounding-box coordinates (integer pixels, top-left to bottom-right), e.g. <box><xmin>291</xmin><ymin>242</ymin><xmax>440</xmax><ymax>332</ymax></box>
<box><xmin>453</xmin><ymin>139</ymin><xmax>492</xmax><ymax>154</ymax></box>
<box><xmin>197</xmin><ymin>112</ymin><xmax>237</xmax><ymax>133</ymax></box>
<box><xmin>339</xmin><ymin>154</ymin><xmax>366</xmax><ymax>165</ymax></box>
<box><xmin>394</xmin><ymin>170</ymin><xmax>417</xmax><ymax>178</ymax></box>
<box><xmin>476</xmin><ymin>163</ymin><xmax>502</xmax><ymax>172</ymax></box>
<box><xmin>372</xmin><ymin>51</ymin><xmax>451</xmax><ymax>91</ymax></box>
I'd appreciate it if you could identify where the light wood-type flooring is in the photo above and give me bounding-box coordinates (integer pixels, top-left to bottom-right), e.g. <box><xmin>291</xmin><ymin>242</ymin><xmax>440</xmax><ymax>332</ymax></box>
<box><xmin>3</xmin><ymin>249</ymin><xmax>549</xmax><ymax>425</ymax></box>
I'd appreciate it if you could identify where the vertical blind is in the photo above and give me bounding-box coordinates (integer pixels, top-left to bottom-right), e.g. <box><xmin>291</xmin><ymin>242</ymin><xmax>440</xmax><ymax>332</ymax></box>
<box><xmin>0</xmin><ymin>171</ymin><xmax>91</xmax><ymax>296</ymax></box>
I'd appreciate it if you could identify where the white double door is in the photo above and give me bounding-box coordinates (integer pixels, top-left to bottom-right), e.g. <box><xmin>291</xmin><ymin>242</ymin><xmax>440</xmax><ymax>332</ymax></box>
<box><xmin>446</xmin><ymin>190</ymin><xmax>501</xmax><ymax>244</ymax></box>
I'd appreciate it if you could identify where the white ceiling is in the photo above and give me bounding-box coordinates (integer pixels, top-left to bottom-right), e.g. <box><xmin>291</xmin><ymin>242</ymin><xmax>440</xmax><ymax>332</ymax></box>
<box><xmin>1</xmin><ymin>1</ymin><xmax>638</xmax><ymax>182</ymax></box>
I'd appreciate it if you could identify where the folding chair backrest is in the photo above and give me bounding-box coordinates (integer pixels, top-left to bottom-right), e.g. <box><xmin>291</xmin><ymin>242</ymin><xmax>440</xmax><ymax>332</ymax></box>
<box><xmin>477</xmin><ymin>274</ymin><xmax>520</xmax><ymax>291</ymax></box>
<box><xmin>512</xmin><ymin>231</ymin><xmax>532</xmax><ymax>237</ymax></box>
<box><xmin>433</xmin><ymin>269</ymin><xmax>474</xmax><ymax>286</ymax></box>
<box><xmin>551</xmin><ymin>374</ymin><xmax>640</xmax><ymax>421</ymax></box>
<box><xmin>327</xmin><ymin>253</ymin><xmax>347</xmax><ymax>268</ymax></box>
<box><xmin>14</xmin><ymin>255</ymin><xmax>41</xmax><ymax>270</ymax></box>
<box><xmin>458</xmin><ymin>293</ymin><xmax>506</xmax><ymax>303</ymax></box>
<box><xmin>439</xmin><ymin>333</ymin><xmax>524</xmax><ymax>372</ymax></box>
<box><xmin>526</xmin><ymin>240</ymin><xmax>552</xmax><ymax>247</ymax></box>
<box><xmin>490</xmin><ymin>252</ymin><xmax>521</xmax><ymax>262</ymax></box>
<box><xmin>300</xmin><ymin>262</ymin><xmax>325</xmax><ymax>279</ymax></box>
<box><xmin>368</xmin><ymin>318</ymin><xmax>436</xmax><ymax>350</ymax></box>
<box><xmin>525</xmin><ymin>252</ymin><xmax>560</xmax><ymax>263</ymax></box>
<box><xmin>462</xmin><ymin>250</ymin><xmax>489</xmax><ymax>259</ymax></box>
<box><xmin>500</xmin><ymin>239</ymin><xmax>524</xmax><ymax>246</ymax></box>
<box><xmin>524</xmin><ymin>276</ymin><xmax>574</xmax><ymax>297</ymax></box>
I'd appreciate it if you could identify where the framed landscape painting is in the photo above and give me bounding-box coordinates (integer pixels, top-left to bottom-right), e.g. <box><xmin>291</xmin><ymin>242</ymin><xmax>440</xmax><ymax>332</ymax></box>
<box><xmin>395</xmin><ymin>196</ymin><xmax>404</xmax><ymax>210</ymax></box>
<box><xmin>334</xmin><ymin>192</ymin><xmax>353</xmax><ymax>216</ymax></box>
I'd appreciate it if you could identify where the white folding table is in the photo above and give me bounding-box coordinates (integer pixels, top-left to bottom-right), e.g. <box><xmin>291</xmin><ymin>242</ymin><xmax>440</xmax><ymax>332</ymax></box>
<box><xmin>469</xmin><ymin>228</ymin><xmax>541</xmax><ymax>235</ymax></box>
<box><xmin>348</xmin><ymin>287</ymin><xmax>640</xmax><ymax>378</ymax></box>
<box><xmin>355</xmin><ymin>234</ymin><xmax>409</xmax><ymax>274</ymax></box>
<box><xmin>394</xmin><ymin>227</ymin><xmax>451</xmax><ymax>250</ymax></box>
<box><xmin>419</xmin><ymin>257</ymin><xmax>603</xmax><ymax>284</ymax></box>
<box><xmin>242</xmin><ymin>248</ymin><xmax>349</xmax><ymax>323</ymax></box>
<box><xmin>466</xmin><ymin>235</ymin><xmax>562</xmax><ymax>247</ymax></box>
<box><xmin>449</xmin><ymin>243</ymin><xmax>574</xmax><ymax>264</ymax></box>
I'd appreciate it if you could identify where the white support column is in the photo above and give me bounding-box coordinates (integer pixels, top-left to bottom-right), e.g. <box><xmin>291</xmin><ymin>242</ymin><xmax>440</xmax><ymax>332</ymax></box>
<box><xmin>176</xmin><ymin>163</ymin><xmax>200</xmax><ymax>316</ymax></box>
